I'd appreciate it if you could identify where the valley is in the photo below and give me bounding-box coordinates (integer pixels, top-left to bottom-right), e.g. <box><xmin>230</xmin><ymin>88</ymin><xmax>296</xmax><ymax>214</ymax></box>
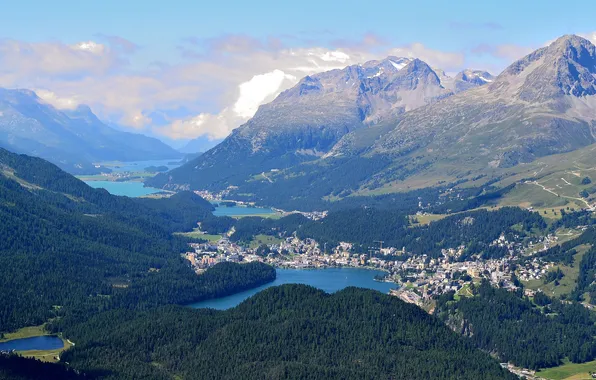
<box><xmin>1</xmin><ymin>21</ymin><xmax>596</xmax><ymax>380</ymax></box>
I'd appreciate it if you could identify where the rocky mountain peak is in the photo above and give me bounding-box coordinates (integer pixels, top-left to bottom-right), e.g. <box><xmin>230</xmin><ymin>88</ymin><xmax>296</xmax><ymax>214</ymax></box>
<box><xmin>548</xmin><ymin>34</ymin><xmax>596</xmax><ymax>61</ymax></box>
<box><xmin>433</xmin><ymin>69</ymin><xmax>494</xmax><ymax>93</ymax></box>
<box><xmin>492</xmin><ymin>34</ymin><xmax>596</xmax><ymax>101</ymax></box>
<box><xmin>456</xmin><ymin>69</ymin><xmax>494</xmax><ymax>84</ymax></box>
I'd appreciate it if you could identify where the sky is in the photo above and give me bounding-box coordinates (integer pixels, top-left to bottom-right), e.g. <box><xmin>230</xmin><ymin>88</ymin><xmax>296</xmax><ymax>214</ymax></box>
<box><xmin>0</xmin><ymin>0</ymin><xmax>595</xmax><ymax>149</ymax></box>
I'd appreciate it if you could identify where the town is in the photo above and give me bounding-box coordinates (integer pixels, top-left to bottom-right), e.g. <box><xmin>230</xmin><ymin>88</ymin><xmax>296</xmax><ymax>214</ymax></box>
<box><xmin>183</xmin><ymin>225</ymin><xmax>583</xmax><ymax>310</ymax></box>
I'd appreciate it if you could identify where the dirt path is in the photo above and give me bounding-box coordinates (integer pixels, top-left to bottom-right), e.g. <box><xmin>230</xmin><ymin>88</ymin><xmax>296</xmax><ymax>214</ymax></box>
<box><xmin>530</xmin><ymin>181</ymin><xmax>592</xmax><ymax>209</ymax></box>
<box><xmin>261</xmin><ymin>172</ymin><xmax>273</xmax><ymax>183</ymax></box>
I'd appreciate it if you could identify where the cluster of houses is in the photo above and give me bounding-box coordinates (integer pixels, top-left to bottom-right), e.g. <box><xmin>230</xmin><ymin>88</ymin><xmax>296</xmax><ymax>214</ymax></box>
<box><xmin>183</xmin><ymin>221</ymin><xmax>588</xmax><ymax>317</ymax></box>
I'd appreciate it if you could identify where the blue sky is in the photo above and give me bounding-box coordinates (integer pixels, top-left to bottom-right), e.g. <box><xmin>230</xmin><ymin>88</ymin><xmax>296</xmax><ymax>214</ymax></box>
<box><xmin>0</xmin><ymin>0</ymin><xmax>594</xmax><ymax>147</ymax></box>
<box><xmin>2</xmin><ymin>0</ymin><xmax>590</xmax><ymax>50</ymax></box>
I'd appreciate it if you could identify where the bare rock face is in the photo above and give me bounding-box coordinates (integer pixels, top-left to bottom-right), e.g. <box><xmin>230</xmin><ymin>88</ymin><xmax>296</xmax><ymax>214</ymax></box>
<box><xmin>437</xmin><ymin>69</ymin><xmax>495</xmax><ymax>93</ymax></box>
<box><xmin>152</xmin><ymin>34</ymin><xmax>596</xmax><ymax>200</ymax></box>
<box><xmin>228</xmin><ymin>57</ymin><xmax>453</xmax><ymax>156</ymax></box>
<box><xmin>493</xmin><ymin>35</ymin><xmax>596</xmax><ymax>102</ymax></box>
<box><xmin>352</xmin><ymin>35</ymin><xmax>596</xmax><ymax>169</ymax></box>
<box><xmin>152</xmin><ymin>57</ymin><xmax>482</xmax><ymax>189</ymax></box>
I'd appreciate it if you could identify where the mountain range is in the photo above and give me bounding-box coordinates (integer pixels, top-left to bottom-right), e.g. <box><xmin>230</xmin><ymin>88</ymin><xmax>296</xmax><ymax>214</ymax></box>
<box><xmin>147</xmin><ymin>34</ymin><xmax>596</xmax><ymax>210</ymax></box>
<box><xmin>0</xmin><ymin>89</ymin><xmax>181</xmax><ymax>174</ymax></box>
<box><xmin>148</xmin><ymin>56</ymin><xmax>494</xmax><ymax>190</ymax></box>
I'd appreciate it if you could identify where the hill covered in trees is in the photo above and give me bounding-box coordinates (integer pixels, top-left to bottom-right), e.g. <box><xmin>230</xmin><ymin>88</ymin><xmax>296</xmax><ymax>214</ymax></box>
<box><xmin>0</xmin><ymin>354</ymin><xmax>86</xmax><ymax>380</ymax></box>
<box><xmin>228</xmin><ymin>206</ymin><xmax>545</xmax><ymax>259</ymax></box>
<box><xmin>0</xmin><ymin>148</ymin><xmax>275</xmax><ymax>332</ymax></box>
<box><xmin>436</xmin><ymin>281</ymin><xmax>596</xmax><ymax>370</ymax></box>
<box><xmin>59</xmin><ymin>285</ymin><xmax>516</xmax><ymax>380</ymax></box>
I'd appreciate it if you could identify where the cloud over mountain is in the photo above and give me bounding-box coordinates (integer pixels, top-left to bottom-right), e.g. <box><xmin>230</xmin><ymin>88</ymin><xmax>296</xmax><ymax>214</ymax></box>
<box><xmin>1</xmin><ymin>32</ymin><xmax>588</xmax><ymax>142</ymax></box>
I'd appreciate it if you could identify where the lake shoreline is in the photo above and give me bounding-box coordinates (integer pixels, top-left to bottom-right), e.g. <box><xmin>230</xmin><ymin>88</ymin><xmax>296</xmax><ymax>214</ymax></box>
<box><xmin>189</xmin><ymin>267</ymin><xmax>397</xmax><ymax>310</ymax></box>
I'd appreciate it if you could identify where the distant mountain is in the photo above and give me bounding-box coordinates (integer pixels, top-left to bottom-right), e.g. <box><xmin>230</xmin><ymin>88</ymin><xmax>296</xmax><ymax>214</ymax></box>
<box><xmin>149</xmin><ymin>57</ymin><xmax>491</xmax><ymax>190</ymax></box>
<box><xmin>179</xmin><ymin>135</ymin><xmax>222</xmax><ymax>154</ymax></box>
<box><xmin>0</xmin><ymin>90</ymin><xmax>182</xmax><ymax>174</ymax></box>
<box><xmin>436</xmin><ymin>69</ymin><xmax>495</xmax><ymax>93</ymax></box>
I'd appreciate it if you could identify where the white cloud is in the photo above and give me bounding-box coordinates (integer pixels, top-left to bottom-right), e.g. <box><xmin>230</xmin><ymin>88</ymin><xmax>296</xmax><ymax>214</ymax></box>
<box><xmin>233</xmin><ymin>70</ymin><xmax>296</xmax><ymax>118</ymax></box>
<box><xmin>158</xmin><ymin>111</ymin><xmax>232</xmax><ymax>140</ymax></box>
<box><xmin>73</xmin><ymin>41</ymin><xmax>106</xmax><ymax>54</ymax></box>
<box><xmin>0</xmin><ymin>39</ymin><xmax>120</xmax><ymax>78</ymax></box>
<box><xmin>159</xmin><ymin>69</ymin><xmax>298</xmax><ymax>139</ymax></box>
<box><xmin>317</xmin><ymin>51</ymin><xmax>351</xmax><ymax>63</ymax></box>
<box><xmin>0</xmin><ymin>34</ymin><xmax>482</xmax><ymax>141</ymax></box>
<box><xmin>580</xmin><ymin>32</ymin><xmax>596</xmax><ymax>45</ymax></box>
<box><xmin>35</xmin><ymin>89</ymin><xmax>80</xmax><ymax>110</ymax></box>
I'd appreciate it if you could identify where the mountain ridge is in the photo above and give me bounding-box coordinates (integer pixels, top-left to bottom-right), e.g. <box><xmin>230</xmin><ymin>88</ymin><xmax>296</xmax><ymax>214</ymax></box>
<box><xmin>148</xmin><ymin>56</ymin><xmax>492</xmax><ymax>190</ymax></box>
<box><xmin>0</xmin><ymin>89</ymin><xmax>182</xmax><ymax>174</ymax></box>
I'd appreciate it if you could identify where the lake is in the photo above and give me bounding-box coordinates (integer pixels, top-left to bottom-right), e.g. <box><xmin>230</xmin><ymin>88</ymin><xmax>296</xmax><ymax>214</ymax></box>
<box><xmin>99</xmin><ymin>159</ymin><xmax>181</xmax><ymax>173</ymax></box>
<box><xmin>190</xmin><ymin>268</ymin><xmax>396</xmax><ymax>310</ymax></box>
<box><xmin>81</xmin><ymin>182</ymin><xmax>278</xmax><ymax>216</ymax></box>
<box><xmin>212</xmin><ymin>204</ymin><xmax>276</xmax><ymax>217</ymax></box>
<box><xmin>85</xmin><ymin>181</ymin><xmax>163</xmax><ymax>197</ymax></box>
<box><xmin>83</xmin><ymin>159</ymin><xmax>181</xmax><ymax>197</ymax></box>
<box><xmin>82</xmin><ymin>161</ymin><xmax>279</xmax><ymax>214</ymax></box>
<box><xmin>0</xmin><ymin>336</ymin><xmax>63</xmax><ymax>352</ymax></box>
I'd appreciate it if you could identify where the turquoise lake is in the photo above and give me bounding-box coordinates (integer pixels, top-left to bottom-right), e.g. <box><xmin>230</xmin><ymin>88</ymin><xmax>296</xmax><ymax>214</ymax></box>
<box><xmin>0</xmin><ymin>336</ymin><xmax>63</xmax><ymax>352</ymax></box>
<box><xmin>85</xmin><ymin>181</ymin><xmax>163</xmax><ymax>197</ymax></box>
<box><xmin>83</xmin><ymin>161</ymin><xmax>278</xmax><ymax>217</ymax></box>
<box><xmin>83</xmin><ymin>180</ymin><xmax>278</xmax><ymax>218</ymax></box>
<box><xmin>100</xmin><ymin>159</ymin><xmax>181</xmax><ymax>173</ymax></box>
<box><xmin>190</xmin><ymin>268</ymin><xmax>396</xmax><ymax>310</ymax></box>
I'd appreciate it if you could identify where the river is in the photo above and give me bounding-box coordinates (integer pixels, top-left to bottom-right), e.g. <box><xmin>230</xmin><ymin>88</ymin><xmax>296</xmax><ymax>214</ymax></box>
<box><xmin>190</xmin><ymin>268</ymin><xmax>396</xmax><ymax>310</ymax></box>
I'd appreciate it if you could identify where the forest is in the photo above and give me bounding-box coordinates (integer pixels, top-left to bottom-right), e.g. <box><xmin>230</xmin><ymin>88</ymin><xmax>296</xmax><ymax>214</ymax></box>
<box><xmin>1</xmin><ymin>147</ymin><xmax>594</xmax><ymax>380</ymax></box>
<box><xmin>0</xmin><ymin>354</ymin><xmax>86</xmax><ymax>380</ymax></box>
<box><xmin>57</xmin><ymin>285</ymin><xmax>516</xmax><ymax>380</ymax></box>
<box><xmin>229</xmin><ymin>206</ymin><xmax>546</xmax><ymax>259</ymax></box>
<box><xmin>436</xmin><ymin>281</ymin><xmax>596</xmax><ymax>370</ymax></box>
<box><xmin>0</xmin><ymin>149</ymin><xmax>275</xmax><ymax>332</ymax></box>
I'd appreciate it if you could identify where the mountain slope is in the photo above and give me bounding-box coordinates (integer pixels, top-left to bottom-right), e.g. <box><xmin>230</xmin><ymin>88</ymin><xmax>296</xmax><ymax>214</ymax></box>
<box><xmin>60</xmin><ymin>285</ymin><xmax>516</xmax><ymax>380</ymax></box>
<box><xmin>148</xmin><ymin>57</ymin><xmax>489</xmax><ymax>190</ymax></box>
<box><xmin>0</xmin><ymin>147</ymin><xmax>275</xmax><ymax>331</ymax></box>
<box><xmin>366</xmin><ymin>35</ymin><xmax>596</xmax><ymax>164</ymax></box>
<box><xmin>225</xmin><ymin>34</ymin><xmax>596</xmax><ymax>208</ymax></box>
<box><xmin>0</xmin><ymin>90</ymin><xmax>181</xmax><ymax>174</ymax></box>
<box><xmin>149</xmin><ymin>35</ymin><xmax>596</xmax><ymax>207</ymax></box>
